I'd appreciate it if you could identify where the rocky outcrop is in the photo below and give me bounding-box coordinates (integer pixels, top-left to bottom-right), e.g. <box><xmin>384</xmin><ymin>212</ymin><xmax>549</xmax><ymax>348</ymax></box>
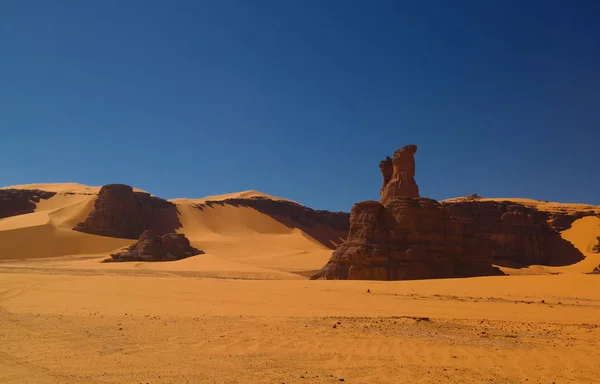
<box><xmin>0</xmin><ymin>189</ymin><xmax>56</xmax><ymax>219</ymax></box>
<box><xmin>592</xmin><ymin>237</ymin><xmax>600</xmax><ymax>253</ymax></box>
<box><xmin>442</xmin><ymin>200</ymin><xmax>582</xmax><ymax>266</ymax></box>
<box><xmin>312</xmin><ymin>143</ymin><xmax>594</xmax><ymax>280</ymax></box>
<box><xmin>312</xmin><ymin>198</ymin><xmax>503</xmax><ymax>280</ymax></box>
<box><xmin>197</xmin><ymin>197</ymin><xmax>349</xmax><ymax>249</ymax></box>
<box><xmin>74</xmin><ymin>184</ymin><xmax>181</xmax><ymax>239</ymax></box>
<box><xmin>107</xmin><ymin>230</ymin><xmax>203</xmax><ymax>262</ymax></box>
<box><xmin>547</xmin><ymin>212</ymin><xmax>599</xmax><ymax>232</ymax></box>
<box><xmin>379</xmin><ymin>144</ymin><xmax>419</xmax><ymax>202</ymax></box>
<box><xmin>312</xmin><ymin>145</ymin><xmax>503</xmax><ymax>280</ymax></box>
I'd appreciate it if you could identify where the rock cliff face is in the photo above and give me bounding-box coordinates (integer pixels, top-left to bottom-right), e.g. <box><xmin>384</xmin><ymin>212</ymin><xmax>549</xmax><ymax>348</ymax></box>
<box><xmin>0</xmin><ymin>189</ymin><xmax>56</xmax><ymax>219</ymax></box>
<box><xmin>312</xmin><ymin>197</ymin><xmax>503</xmax><ymax>280</ymax></box>
<box><xmin>74</xmin><ymin>184</ymin><xmax>181</xmax><ymax>239</ymax></box>
<box><xmin>197</xmin><ymin>197</ymin><xmax>349</xmax><ymax>249</ymax></box>
<box><xmin>441</xmin><ymin>200</ymin><xmax>582</xmax><ymax>266</ymax></box>
<box><xmin>312</xmin><ymin>144</ymin><xmax>503</xmax><ymax>280</ymax></box>
<box><xmin>107</xmin><ymin>230</ymin><xmax>203</xmax><ymax>262</ymax></box>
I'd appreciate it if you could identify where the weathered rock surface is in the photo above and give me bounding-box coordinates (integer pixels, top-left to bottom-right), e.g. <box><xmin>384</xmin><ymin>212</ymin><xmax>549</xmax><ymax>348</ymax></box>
<box><xmin>312</xmin><ymin>144</ymin><xmax>590</xmax><ymax>280</ymax></box>
<box><xmin>107</xmin><ymin>230</ymin><xmax>203</xmax><ymax>262</ymax></box>
<box><xmin>74</xmin><ymin>184</ymin><xmax>181</xmax><ymax>239</ymax></box>
<box><xmin>0</xmin><ymin>189</ymin><xmax>56</xmax><ymax>219</ymax></box>
<box><xmin>312</xmin><ymin>198</ymin><xmax>503</xmax><ymax>280</ymax></box>
<box><xmin>313</xmin><ymin>145</ymin><xmax>503</xmax><ymax>280</ymax></box>
<box><xmin>442</xmin><ymin>200</ymin><xmax>583</xmax><ymax>266</ymax></box>
<box><xmin>592</xmin><ymin>237</ymin><xmax>600</xmax><ymax>253</ymax></box>
<box><xmin>197</xmin><ymin>197</ymin><xmax>349</xmax><ymax>249</ymax></box>
<box><xmin>379</xmin><ymin>144</ymin><xmax>419</xmax><ymax>203</ymax></box>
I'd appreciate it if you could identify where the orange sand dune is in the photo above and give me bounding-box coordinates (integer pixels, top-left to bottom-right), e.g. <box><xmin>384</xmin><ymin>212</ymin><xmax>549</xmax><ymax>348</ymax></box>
<box><xmin>170</xmin><ymin>189</ymin><xmax>296</xmax><ymax>205</ymax></box>
<box><xmin>0</xmin><ymin>184</ymin><xmax>331</xmax><ymax>275</ymax></box>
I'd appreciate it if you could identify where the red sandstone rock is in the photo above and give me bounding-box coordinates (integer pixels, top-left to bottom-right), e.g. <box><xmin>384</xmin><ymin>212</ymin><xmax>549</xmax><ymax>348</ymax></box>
<box><xmin>0</xmin><ymin>189</ymin><xmax>56</xmax><ymax>219</ymax></box>
<box><xmin>442</xmin><ymin>200</ymin><xmax>582</xmax><ymax>266</ymax></box>
<box><xmin>107</xmin><ymin>230</ymin><xmax>203</xmax><ymax>262</ymax></box>
<box><xmin>313</xmin><ymin>145</ymin><xmax>502</xmax><ymax>280</ymax></box>
<box><xmin>312</xmin><ymin>144</ymin><xmax>589</xmax><ymax>281</ymax></box>
<box><xmin>73</xmin><ymin>184</ymin><xmax>181</xmax><ymax>239</ymax></box>
<box><xmin>379</xmin><ymin>144</ymin><xmax>419</xmax><ymax>203</ymax></box>
<box><xmin>312</xmin><ymin>198</ymin><xmax>503</xmax><ymax>280</ymax></box>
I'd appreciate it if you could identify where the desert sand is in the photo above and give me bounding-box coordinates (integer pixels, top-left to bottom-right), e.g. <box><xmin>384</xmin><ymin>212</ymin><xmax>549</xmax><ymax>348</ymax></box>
<box><xmin>1</xmin><ymin>184</ymin><xmax>600</xmax><ymax>383</ymax></box>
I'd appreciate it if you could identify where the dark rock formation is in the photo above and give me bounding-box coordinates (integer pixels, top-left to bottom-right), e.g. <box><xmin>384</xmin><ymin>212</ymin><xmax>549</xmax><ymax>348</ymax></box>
<box><xmin>312</xmin><ymin>144</ymin><xmax>594</xmax><ymax>280</ymax></box>
<box><xmin>0</xmin><ymin>189</ymin><xmax>56</xmax><ymax>219</ymax></box>
<box><xmin>313</xmin><ymin>145</ymin><xmax>503</xmax><ymax>280</ymax></box>
<box><xmin>107</xmin><ymin>230</ymin><xmax>203</xmax><ymax>262</ymax></box>
<box><xmin>592</xmin><ymin>237</ymin><xmax>600</xmax><ymax>253</ymax></box>
<box><xmin>197</xmin><ymin>197</ymin><xmax>349</xmax><ymax>249</ymax></box>
<box><xmin>442</xmin><ymin>200</ymin><xmax>583</xmax><ymax>266</ymax></box>
<box><xmin>74</xmin><ymin>184</ymin><xmax>181</xmax><ymax>239</ymax></box>
<box><xmin>312</xmin><ymin>198</ymin><xmax>503</xmax><ymax>280</ymax></box>
<box><xmin>379</xmin><ymin>144</ymin><xmax>419</xmax><ymax>203</ymax></box>
<box><xmin>547</xmin><ymin>212</ymin><xmax>598</xmax><ymax>232</ymax></box>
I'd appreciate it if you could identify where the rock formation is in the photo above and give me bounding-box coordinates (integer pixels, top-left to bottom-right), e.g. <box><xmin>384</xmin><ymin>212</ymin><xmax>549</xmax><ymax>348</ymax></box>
<box><xmin>74</xmin><ymin>184</ymin><xmax>181</xmax><ymax>239</ymax></box>
<box><xmin>442</xmin><ymin>200</ymin><xmax>582</xmax><ymax>266</ymax></box>
<box><xmin>592</xmin><ymin>237</ymin><xmax>600</xmax><ymax>253</ymax></box>
<box><xmin>197</xmin><ymin>197</ymin><xmax>349</xmax><ymax>249</ymax></box>
<box><xmin>312</xmin><ymin>144</ymin><xmax>503</xmax><ymax>280</ymax></box>
<box><xmin>379</xmin><ymin>144</ymin><xmax>419</xmax><ymax>202</ymax></box>
<box><xmin>312</xmin><ymin>198</ymin><xmax>503</xmax><ymax>280</ymax></box>
<box><xmin>107</xmin><ymin>230</ymin><xmax>203</xmax><ymax>262</ymax></box>
<box><xmin>0</xmin><ymin>189</ymin><xmax>56</xmax><ymax>219</ymax></box>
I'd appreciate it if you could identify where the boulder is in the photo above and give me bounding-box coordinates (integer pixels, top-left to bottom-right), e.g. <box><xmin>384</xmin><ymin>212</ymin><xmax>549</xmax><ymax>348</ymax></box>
<box><xmin>74</xmin><ymin>184</ymin><xmax>181</xmax><ymax>239</ymax></box>
<box><xmin>107</xmin><ymin>230</ymin><xmax>204</xmax><ymax>262</ymax></box>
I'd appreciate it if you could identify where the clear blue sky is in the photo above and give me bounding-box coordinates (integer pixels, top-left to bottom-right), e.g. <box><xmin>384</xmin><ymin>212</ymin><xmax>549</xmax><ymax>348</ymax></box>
<box><xmin>2</xmin><ymin>0</ymin><xmax>599</xmax><ymax>211</ymax></box>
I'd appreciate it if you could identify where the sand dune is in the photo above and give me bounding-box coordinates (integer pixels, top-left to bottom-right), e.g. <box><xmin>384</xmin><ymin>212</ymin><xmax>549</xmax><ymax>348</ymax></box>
<box><xmin>0</xmin><ymin>184</ymin><xmax>331</xmax><ymax>276</ymax></box>
<box><xmin>170</xmin><ymin>189</ymin><xmax>296</xmax><ymax>205</ymax></box>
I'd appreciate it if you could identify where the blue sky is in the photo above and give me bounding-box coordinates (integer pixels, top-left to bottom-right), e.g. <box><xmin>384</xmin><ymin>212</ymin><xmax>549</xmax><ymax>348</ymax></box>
<box><xmin>2</xmin><ymin>0</ymin><xmax>599</xmax><ymax>211</ymax></box>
